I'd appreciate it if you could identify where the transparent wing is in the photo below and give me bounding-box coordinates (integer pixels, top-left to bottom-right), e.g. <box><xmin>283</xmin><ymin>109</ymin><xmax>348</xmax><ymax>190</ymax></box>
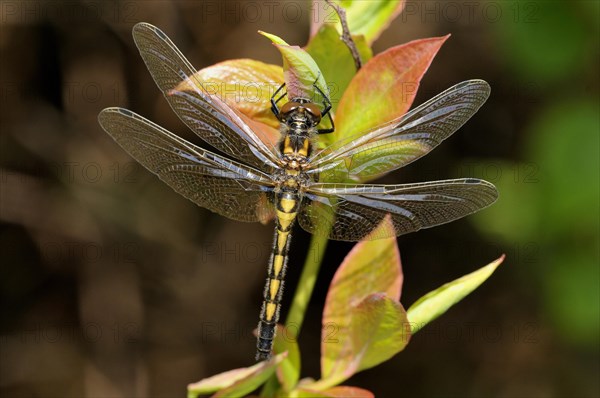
<box><xmin>299</xmin><ymin>179</ymin><xmax>498</xmax><ymax>241</ymax></box>
<box><xmin>309</xmin><ymin>80</ymin><xmax>491</xmax><ymax>182</ymax></box>
<box><xmin>98</xmin><ymin>107</ymin><xmax>276</xmax><ymax>223</ymax></box>
<box><xmin>131</xmin><ymin>22</ymin><xmax>280</xmax><ymax>171</ymax></box>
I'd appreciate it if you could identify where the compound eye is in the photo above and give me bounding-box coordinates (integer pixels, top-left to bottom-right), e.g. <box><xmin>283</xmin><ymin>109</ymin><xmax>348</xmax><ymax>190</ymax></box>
<box><xmin>279</xmin><ymin>101</ymin><xmax>300</xmax><ymax>119</ymax></box>
<box><xmin>304</xmin><ymin>103</ymin><xmax>322</xmax><ymax>124</ymax></box>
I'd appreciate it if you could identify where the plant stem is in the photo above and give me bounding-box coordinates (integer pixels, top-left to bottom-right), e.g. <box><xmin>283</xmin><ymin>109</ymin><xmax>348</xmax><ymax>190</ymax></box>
<box><xmin>325</xmin><ymin>0</ymin><xmax>363</xmax><ymax>70</ymax></box>
<box><xmin>285</xmin><ymin>233</ymin><xmax>329</xmax><ymax>338</ymax></box>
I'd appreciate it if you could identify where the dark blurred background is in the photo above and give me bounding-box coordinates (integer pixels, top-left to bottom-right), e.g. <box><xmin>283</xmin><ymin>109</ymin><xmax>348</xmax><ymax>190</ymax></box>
<box><xmin>1</xmin><ymin>1</ymin><xmax>598</xmax><ymax>397</ymax></box>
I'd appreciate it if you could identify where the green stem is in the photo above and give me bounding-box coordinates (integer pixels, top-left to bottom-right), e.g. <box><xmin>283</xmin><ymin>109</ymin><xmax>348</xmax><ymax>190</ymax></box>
<box><xmin>285</xmin><ymin>233</ymin><xmax>329</xmax><ymax>338</ymax></box>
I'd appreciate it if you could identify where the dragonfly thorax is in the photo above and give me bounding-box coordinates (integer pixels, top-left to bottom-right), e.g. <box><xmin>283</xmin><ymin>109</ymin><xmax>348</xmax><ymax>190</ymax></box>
<box><xmin>273</xmin><ymin>168</ymin><xmax>310</xmax><ymax>191</ymax></box>
<box><xmin>279</xmin><ymin>104</ymin><xmax>319</xmax><ymax>171</ymax></box>
<box><xmin>280</xmin><ymin>132</ymin><xmax>312</xmax><ymax>168</ymax></box>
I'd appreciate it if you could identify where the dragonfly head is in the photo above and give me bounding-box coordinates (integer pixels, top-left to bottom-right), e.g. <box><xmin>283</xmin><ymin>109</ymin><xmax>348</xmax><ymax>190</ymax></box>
<box><xmin>278</xmin><ymin>100</ymin><xmax>322</xmax><ymax>127</ymax></box>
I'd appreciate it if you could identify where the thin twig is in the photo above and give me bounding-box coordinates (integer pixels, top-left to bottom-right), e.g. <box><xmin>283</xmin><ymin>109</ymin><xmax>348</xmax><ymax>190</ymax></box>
<box><xmin>325</xmin><ymin>0</ymin><xmax>362</xmax><ymax>71</ymax></box>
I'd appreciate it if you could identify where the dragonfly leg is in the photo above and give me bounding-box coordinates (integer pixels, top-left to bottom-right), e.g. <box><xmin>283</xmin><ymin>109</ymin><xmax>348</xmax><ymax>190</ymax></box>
<box><xmin>270</xmin><ymin>82</ymin><xmax>287</xmax><ymax>118</ymax></box>
<box><xmin>313</xmin><ymin>83</ymin><xmax>335</xmax><ymax>134</ymax></box>
<box><xmin>318</xmin><ymin>112</ymin><xmax>335</xmax><ymax>134</ymax></box>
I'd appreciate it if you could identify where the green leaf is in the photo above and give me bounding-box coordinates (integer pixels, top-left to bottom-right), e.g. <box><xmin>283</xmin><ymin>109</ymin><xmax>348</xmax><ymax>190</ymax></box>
<box><xmin>305</xmin><ymin>24</ymin><xmax>373</xmax><ymax>112</ymax></box>
<box><xmin>186</xmin><ymin>353</ymin><xmax>285</xmax><ymax>398</ymax></box>
<box><xmin>331</xmin><ymin>35</ymin><xmax>449</xmax><ymax>147</ymax></box>
<box><xmin>348</xmin><ymin>294</ymin><xmax>410</xmax><ymax>372</ymax></box>
<box><xmin>259</xmin><ymin>31</ymin><xmax>329</xmax><ymax>101</ymax></box>
<box><xmin>407</xmin><ymin>255</ymin><xmax>505</xmax><ymax>334</ymax></box>
<box><xmin>259</xmin><ymin>30</ymin><xmax>333</xmax><ymax>132</ymax></box>
<box><xmin>314</xmin><ymin>217</ymin><xmax>406</xmax><ymax>388</ymax></box>
<box><xmin>273</xmin><ymin>324</ymin><xmax>301</xmax><ymax>391</ymax></box>
<box><xmin>258</xmin><ymin>30</ymin><xmax>290</xmax><ymax>46</ymax></box>
<box><xmin>310</xmin><ymin>0</ymin><xmax>406</xmax><ymax>45</ymax></box>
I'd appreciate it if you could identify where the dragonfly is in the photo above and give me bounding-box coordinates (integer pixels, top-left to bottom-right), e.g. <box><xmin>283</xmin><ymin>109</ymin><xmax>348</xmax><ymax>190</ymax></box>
<box><xmin>98</xmin><ymin>22</ymin><xmax>498</xmax><ymax>361</ymax></box>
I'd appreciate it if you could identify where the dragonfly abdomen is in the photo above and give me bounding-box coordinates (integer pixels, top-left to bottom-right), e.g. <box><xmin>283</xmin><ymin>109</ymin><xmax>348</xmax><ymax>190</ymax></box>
<box><xmin>256</xmin><ymin>191</ymin><xmax>300</xmax><ymax>360</ymax></box>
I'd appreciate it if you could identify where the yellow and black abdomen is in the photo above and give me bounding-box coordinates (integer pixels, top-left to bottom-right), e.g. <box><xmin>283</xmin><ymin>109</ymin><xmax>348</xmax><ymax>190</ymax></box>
<box><xmin>256</xmin><ymin>191</ymin><xmax>300</xmax><ymax>360</ymax></box>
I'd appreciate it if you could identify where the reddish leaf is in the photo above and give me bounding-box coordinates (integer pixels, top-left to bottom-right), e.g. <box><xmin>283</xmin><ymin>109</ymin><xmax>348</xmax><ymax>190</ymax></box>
<box><xmin>187</xmin><ymin>353</ymin><xmax>285</xmax><ymax>397</ymax></box>
<box><xmin>331</xmin><ymin>35</ymin><xmax>449</xmax><ymax>144</ymax></box>
<box><xmin>319</xmin><ymin>216</ymin><xmax>404</xmax><ymax>384</ymax></box>
<box><xmin>190</xmin><ymin>59</ymin><xmax>283</xmax><ymax>128</ymax></box>
<box><xmin>296</xmin><ymin>386</ymin><xmax>374</xmax><ymax>397</ymax></box>
<box><xmin>172</xmin><ymin>59</ymin><xmax>281</xmax><ymax>147</ymax></box>
<box><xmin>323</xmin><ymin>386</ymin><xmax>375</xmax><ymax>398</ymax></box>
<box><xmin>310</xmin><ymin>294</ymin><xmax>410</xmax><ymax>389</ymax></box>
